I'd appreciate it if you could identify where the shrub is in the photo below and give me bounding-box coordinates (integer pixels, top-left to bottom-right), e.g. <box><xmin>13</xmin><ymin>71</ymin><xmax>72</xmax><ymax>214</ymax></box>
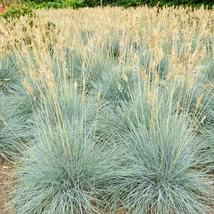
<box><xmin>27</xmin><ymin>0</ymin><xmax>85</xmax><ymax>9</ymax></box>
<box><xmin>0</xmin><ymin>4</ymin><xmax>35</xmax><ymax>20</ymax></box>
<box><xmin>62</xmin><ymin>0</ymin><xmax>84</xmax><ymax>9</ymax></box>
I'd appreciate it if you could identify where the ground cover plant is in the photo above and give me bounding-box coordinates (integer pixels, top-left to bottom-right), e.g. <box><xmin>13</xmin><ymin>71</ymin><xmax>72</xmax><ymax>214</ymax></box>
<box><xmin>0</xmin><ymin>5</ymin><xmax>213</xmax><ymax>214</ymax></box>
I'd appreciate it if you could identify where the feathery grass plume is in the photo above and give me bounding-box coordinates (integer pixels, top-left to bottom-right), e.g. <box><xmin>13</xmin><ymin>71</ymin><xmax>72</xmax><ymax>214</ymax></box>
<box><xmin>12</xmin><ymin>83</ymin><xmax>118</xmax><ymax>214</ymax></box>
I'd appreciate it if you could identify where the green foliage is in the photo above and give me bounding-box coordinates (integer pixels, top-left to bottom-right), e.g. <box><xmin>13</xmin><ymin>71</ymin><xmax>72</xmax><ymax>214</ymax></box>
<box><xmin>27</xmin><ymin>0</ymin><xmax>85</xmax><ymax>9</ymax></box>
<box><xmin>0</xmin><ymin>4</ymin><xmax>35</xmax><ymax>20</ymax></box>
<box><xmin>62</xmin><ymin>0</ymin><xmax>84</xmax><ymax>8</ymax></box>
<box><xmin>108</xmin><ymin>0</ymin><xmax>143</xmax><ymax>8</ymax></box>
<box><xmin>109</xmin><ymin>0</ymin><xmax>214</xmax><ymax>8</ymax></box>
<box><xmin>26</xmin><ymin>0</ymin><xmax>214</xmax><ymax>8</ymax></box>
<box><xmin>83</xmin><ymin>0</ymin><xmax>99</xmax><ymax>7</ymax></box>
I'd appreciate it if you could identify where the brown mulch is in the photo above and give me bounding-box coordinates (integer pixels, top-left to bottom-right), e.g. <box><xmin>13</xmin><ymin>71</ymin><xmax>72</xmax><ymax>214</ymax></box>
<box><xmin>0</xmin><ymin>159</ymin><xmax>14</xmax><ymax>214</ymax></box>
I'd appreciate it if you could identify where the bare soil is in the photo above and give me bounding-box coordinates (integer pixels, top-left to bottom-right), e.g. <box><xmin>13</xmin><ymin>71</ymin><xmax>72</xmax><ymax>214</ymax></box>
<box><xmin>0</xmin><ymin>159</ymin><xmax>14</xmax><ymax>214</ymax></box>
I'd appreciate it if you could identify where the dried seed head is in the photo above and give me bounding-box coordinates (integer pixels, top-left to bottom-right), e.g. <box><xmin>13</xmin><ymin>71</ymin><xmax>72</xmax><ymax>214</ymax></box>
<box><xmin>154</xmin><ymin>48</ymin><xmax>164</xmax><ymax>63</ymax></box>
<box><xmin>187</xmin><ymin>76</ymin><xmax>195</xmax><ymax>89</ymax></box>
<box><xmin>117</xmin><ymin>82</ymin><xmax>123</xmax><ymax>92</ymax></box>
<box><xmin>29</xmin><ymin>70</ymin><xmax>38</xmax><ymax>82</ymax></box>
<box><xmin>159</xmin><ymin>80</ymin><xmax>166</xmax><ymax>86</ymax></box>
<box><xmin>147</xmin><ymin>88</ymin><xmax>155</xmax><ymax>105</ymax></box>
<box><xmin>23</xmin><ymin>79</ymin><xmax>34</xmax><ymax>95</ymax></box>
<box><xmin>82</xmin><ymin>61</ymin><xmax>86</xmax><ymax>72</ymax></box>
<box><xmin>196</xmin><ymin>94</ymin><xmax>203</xmax><ymax>109</ymax></box>
<box><xmin>200</xmin><ymin>116</ymin><xmax>206</xmax><ymax>124</ymax></box>
<box><xmin>47</xmin><ymin>71</ymin><xmax>56</xmax><ymax>89</ymax></box>
<box><xmin>141</xmin><ymin>68</ymin><xmax>148</xmax><ymax>81</ymax></box>
<box><xmin>149</xmin><ymin>35</ymin><xmax>156</xmax><ymax>49</ymax></box>
<box><xmin>121</xmin><ymin>71</ymin><xmax>128</xmax><ymax>82</ymax></box>
<box><xmin>150</xmin><ymin>59</ymin><xmax>157</xmax><ymax>70</ymax></box>
<box><xmin>97</xmin><ymin>90</ymin><xmax>101</xmax><ymax>102</ymax></box>
<box><xmin>74</xmin><ymin>80</ymin><xmax>78</xmax><ymax>91</ymax></box>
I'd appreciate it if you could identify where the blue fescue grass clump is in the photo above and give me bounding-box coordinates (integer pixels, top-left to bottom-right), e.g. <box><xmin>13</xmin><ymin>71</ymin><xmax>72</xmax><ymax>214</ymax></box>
<box><xmin>108</xmin><ymin>122</ymin><xmax>212</xmax><ymax>213</ymax></box>
<box><xmin>0</xmin><ymin>91</ymin><xmax>34</xmax><ymax>161</ymax></box>
<box><xmin>0</xmin><ymin>54</ymin><xmax>35</xmax><ymax>161</ymax></box>
<box><xmin>197</xmin><ymin>126</ymin><xmax>214</xmax><ymax>173</ymax></box>
<box><xmin>12</xmin><ymin>85</ymin><xmax>119</xmax><ymax>214</ymax></box>
<box><xmin>99</xmin><ymin>84</ymin><xmax>213</xmax><ymax>214</ymax></box>
<box><xmin>91</xmin><ymin>68</ymin><xmax>214</xmax><ymax>213</ymax></box>
<box><xmin>4</xmin><ymin>11</ymin><xmax>214</xmax><ymax>213</ymax></box>
<box><xmin>194</xmin><ymin>84</ymin><xmax>214</xmax><ymax>173</ymax></box>
<box><xmin>189</xmin><ymin>60</ymin><xmax>214</xmax><ymax>173</ymax></box>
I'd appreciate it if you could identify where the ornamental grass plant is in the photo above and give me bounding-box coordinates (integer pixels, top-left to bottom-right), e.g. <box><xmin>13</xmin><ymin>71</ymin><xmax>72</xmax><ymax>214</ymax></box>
<box><xmin>0</xmin><ymin>91</ymin><xmax>33</xmax><ymax>161</ymax></box>
<box><xmin>98</xmin><ymin>74</ymin><xmax>213</xmax><ymax>213</ymax></box>
<box><xmin>12</xmin><ymin>81</ymin><xmax>119</xmax><ymax>214</ymax></box>
<box><xmin>0</xmin><ymin>54</ymin><xmax>34</xmax><ymax>161</ymax></box>
<box><xmin>0</xmin><ymin>5</ymin><xmax>213</xmax><ymax>214</ymax></box>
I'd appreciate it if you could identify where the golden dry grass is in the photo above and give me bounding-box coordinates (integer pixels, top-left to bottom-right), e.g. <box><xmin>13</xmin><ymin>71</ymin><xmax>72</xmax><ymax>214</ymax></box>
<box><xmin>0</xmin><ymin>6</ymin><xmax>213</xmax><ymax>91</ymax></box>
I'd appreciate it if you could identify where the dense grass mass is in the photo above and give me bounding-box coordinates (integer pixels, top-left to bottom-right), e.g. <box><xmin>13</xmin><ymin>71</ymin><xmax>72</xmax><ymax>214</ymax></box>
<box><xmin>0</xmin><ymin>6</ymin><xmax>213</xmax><ymax>214</ymax></box>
